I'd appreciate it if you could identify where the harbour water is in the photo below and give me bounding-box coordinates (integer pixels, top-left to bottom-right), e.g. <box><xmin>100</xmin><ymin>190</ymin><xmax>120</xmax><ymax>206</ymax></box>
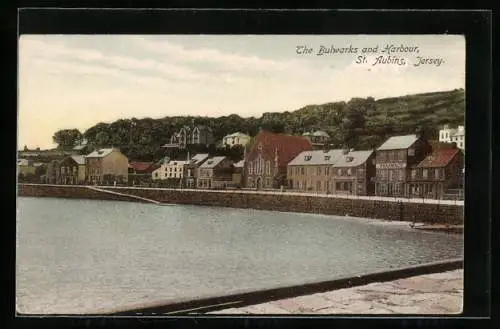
<box><xmin>16</xmin><ymin>197</ymin><xmax>463</xmax><ymax>314</ymax></box>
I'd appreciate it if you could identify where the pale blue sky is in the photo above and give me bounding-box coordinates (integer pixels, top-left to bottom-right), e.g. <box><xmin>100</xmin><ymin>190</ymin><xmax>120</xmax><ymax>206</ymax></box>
<box><xmin>18</xmin><ymin>35</ymin><xmax>465</xmax><ymax>149</ymax></box>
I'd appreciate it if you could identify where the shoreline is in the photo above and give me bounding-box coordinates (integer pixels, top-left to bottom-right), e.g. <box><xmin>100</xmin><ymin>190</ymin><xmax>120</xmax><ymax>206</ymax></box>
<box><xmin>17</xmin><ymin>183</ymin><xmax>464</xmax><ymax>225</ymax></box>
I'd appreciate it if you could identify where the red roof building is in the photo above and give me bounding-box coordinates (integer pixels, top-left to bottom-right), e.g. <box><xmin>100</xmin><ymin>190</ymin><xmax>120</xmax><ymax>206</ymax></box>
<box><xmin>129</xmin><ymin>161</ymin><xmax>157</xmax><ymax>173</ymax></box>
<box><xmin>245</xmin><ymin>131</ymin><xmax>313</xmax><ymax>189</ymax></box>
<box><xmin>407</xmin><ymin>147</ymin><xmax>464</xmax><ymax>199</ymax></box>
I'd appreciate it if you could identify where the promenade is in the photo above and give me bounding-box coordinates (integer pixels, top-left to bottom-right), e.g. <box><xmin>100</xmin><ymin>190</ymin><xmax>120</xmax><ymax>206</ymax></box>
<box><xmin>208</xmin><ymin>269</ymin><xmax>463</xmax><ymax>315</ymax></box>
<box><xmin>23</xmin><ymin>183</ymin><xmax>464</xmax><ymax>206</ymax></box>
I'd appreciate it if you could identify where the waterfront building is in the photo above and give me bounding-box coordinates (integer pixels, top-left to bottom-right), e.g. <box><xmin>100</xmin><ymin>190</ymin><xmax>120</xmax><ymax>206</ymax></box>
<box><xmin>222</xmin><ymin>132</ymin><xmax>252</xmax><ymax>148</ymax></box>
<box><xmin>84</xmin><ymin>148</ymin><xmax>129</xmax><ymax>185</ymax></box>
<box><xmin>407</xmin><ymin>147</ymin><xmax>464</xmax><ymax>199</ymax></box>
<box><xmin>184</xmin><ymin>153</ymin><xmax>210</xmax><ymax>188</ymax></box>
<box><xmin>57</xmin><ymin>155</ymin><xmax>86</xmax><ymax>185</ymax></box>
<box><xmin>375</xmin><ymin>134</ymin><xmax>432</xmax><ymax>197</ymax></box>
<box><xmin>332</xmin><ymin>150</ymin><xmax>376</xmax><ymax>196</ymax></box>
<box><xmin>169</xmin><ymin>125</ymin><xmax>214</xmax><ymax>149</ymax></box>
<box><xmin>17</xmin><ymin>159</ymin><xmax>36</xmax><ymax>176</ymax></box>
<box><xmin>302</xmin><ymin>130</ymin><xmax>330</xmax><ymax>148</ymax></box>
<box><xmin>152</xmin><ymin>160</ymin><xmax>187</xmax><ymax>181</ymax></box>
<box><xmin>439</xmin><ymin>124</ymin><xmax>465</xmax><ymax>150</ymax></box>
<box><xmin>129</xmin><ymin>162</ymin><xmax>159</xmax><ymax>186</ymax></box>
<box><xmin>245</xmin><ymin>131</ymin><xmax>312</xmax><ymax>189</ymax></box>
<box><xmin>287</xmin><ymin>149</ymin><xmax>344</xmax><ymax>192</ymax></box>
<box><xmin>197</xmin><ymin>156</ymin><xmax>234</xmax><ymax>189</ymax></box>
<box><xmin>231</xmin><ymin>159</ymin><xmax>245</xmax><ymax>188</ymax></box>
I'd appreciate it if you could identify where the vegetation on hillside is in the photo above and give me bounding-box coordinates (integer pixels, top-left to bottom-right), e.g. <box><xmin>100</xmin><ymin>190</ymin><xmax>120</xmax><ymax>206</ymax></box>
<box><xmin>51</xmin><ymin>88</ymin><xmax>465</xmax><ymax>162</ymax></box>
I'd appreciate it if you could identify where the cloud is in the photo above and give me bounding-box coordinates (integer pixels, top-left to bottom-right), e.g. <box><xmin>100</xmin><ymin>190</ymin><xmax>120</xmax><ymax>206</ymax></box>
<box><xmin>137</xmin><ymin>37</ymin><xmax>301</xmax><ymax>73</ymax></box>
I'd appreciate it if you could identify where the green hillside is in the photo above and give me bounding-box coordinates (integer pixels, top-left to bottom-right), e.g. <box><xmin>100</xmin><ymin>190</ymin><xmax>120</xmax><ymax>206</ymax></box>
<box><xmin>51</xmin><ymin>88</ymin><xmax>465</xmax><ymax>161</ymax></box>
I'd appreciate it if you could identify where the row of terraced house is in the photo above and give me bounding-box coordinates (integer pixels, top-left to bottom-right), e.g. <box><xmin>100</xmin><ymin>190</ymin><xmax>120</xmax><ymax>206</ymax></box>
<box><xmin>20</xmin><ymin>125</ymin><xmax>464</xmax><ymax>199</ymax></box>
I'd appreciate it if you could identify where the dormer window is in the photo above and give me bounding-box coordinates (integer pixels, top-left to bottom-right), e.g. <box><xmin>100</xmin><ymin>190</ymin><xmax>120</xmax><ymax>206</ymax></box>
<box><xmin>304</xmin><ymin>155</ymin><xmax>312</xmax><ymax>161</ymax></box>
<box><xmin>324</xmin><ymin>156</ymin><xmax>331</xmax><ymax>161</ymax></box>
<box><xmin>346</xmin><ymin>156</ymin><xmax>354</xmax><ymax>162</ymax></box>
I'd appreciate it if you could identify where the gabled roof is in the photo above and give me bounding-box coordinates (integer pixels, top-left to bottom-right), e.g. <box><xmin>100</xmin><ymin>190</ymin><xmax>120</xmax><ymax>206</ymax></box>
<box><xmin>190</xmin><ymin>153</ymin><xmax>210</xmax><ymax>164</ymax></box>
<box><xmin>166</xmin><ymin>160</ymin><xmax>187</xmax><ymax>166</ymax></box>
<box><xmin>288</xmin><ymin>149</ymin><xmax>345</xmax><ymax>166</ymax></box>
<box><xmin>332</xmin><ymin>150</ymin><xmax>374</xmax><ymax>168</ymax></box>
<box><xmin>224</xmin><ymin>132</ymin><xmax>250</xmax><ymax>139</ymax></box>
<box><xmin>199</xmin><ymin>156</ymin><xmax>227</xmax><ymax>169</ymax></box>
<box><xmin>234</xmin><ymin>159</ymin><xmax>245</xmax><ymax>168</ymax></box>
<box><xmin>248</xmin><ymin>131</ymin><xmax>313</xmax><ymax>167</ymax></box>
<box><xmin>85</xmin><ymin>148</ymin><xmax>115</xmax><ymax>158</ymax></box>
<box><xmin>70</xmin><ymin>155</ymin><xmax>86</xmax><ymax>165</ymax></box>
<box><xmin>312</xmin><ymin>130</ymin><xmax>330</xmax><ymax>137</ymax></box>
<box><xmin>417</xmin><ymin>148</ymin><xmax>461</xmax><ymax>168</ymax></box>
<box><xmin>377</xmin><ymin>134</ymin><xmax>419</xmax><ymax>151</ymax></box>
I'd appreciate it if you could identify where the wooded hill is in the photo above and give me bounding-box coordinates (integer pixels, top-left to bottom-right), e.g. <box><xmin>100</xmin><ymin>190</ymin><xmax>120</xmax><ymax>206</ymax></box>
<box><xmin>51</xmin><ymin>88</ymin><xmax>465</xmax><ymax>162</ymax></box>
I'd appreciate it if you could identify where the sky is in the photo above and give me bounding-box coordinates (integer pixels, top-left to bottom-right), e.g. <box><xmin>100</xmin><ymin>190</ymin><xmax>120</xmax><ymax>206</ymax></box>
<box><xmin>18</xmin><ymin>35</ymin><xmax>465</xmax><ymax>149</ymax></box>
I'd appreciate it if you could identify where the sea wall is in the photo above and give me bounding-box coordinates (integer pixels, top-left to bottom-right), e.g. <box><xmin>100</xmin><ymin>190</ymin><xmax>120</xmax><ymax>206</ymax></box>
<box><xmin>18</xmin><ymin>184</ymin><xmax>464</xmax><ymax>224</ymax></box>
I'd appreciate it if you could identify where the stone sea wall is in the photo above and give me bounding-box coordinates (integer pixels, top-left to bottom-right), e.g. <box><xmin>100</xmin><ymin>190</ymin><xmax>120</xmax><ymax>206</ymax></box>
<box><xmin>18</xmin><ymin>184</ymin><xmax>463</xmax><ymax>225</ymax></box>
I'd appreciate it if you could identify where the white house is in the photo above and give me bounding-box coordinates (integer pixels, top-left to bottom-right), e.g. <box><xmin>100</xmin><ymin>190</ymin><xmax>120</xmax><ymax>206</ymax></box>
<box><xmin>152</xmin><ymin>160</ymin><xmax>187</xmax><ymax>180</ymax></box>
<box><xmin>222</xmin><ymin>132</ymin><xmax>251</xmax><ymax>148</ymax></box>
<box><xmin>439</xmin><ymin>125</ymin><xmax>465</xmax><ymax>150</ymax></box>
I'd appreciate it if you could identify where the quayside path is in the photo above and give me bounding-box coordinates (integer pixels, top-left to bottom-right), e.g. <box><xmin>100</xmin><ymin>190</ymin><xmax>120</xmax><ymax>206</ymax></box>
<box><xmin>98</xmin><ymin>185</ymin><xmax>464</xmax><ymax>206</ymax></box>
<box><xmin>86</xmin><ymin>186</ymin><xmax>163</xmax><ymax>205</ymax></box>
<box><xmin>208</xmin><ymin>269</ymin><xmax>463</xmax><ymax>315</ymax></box>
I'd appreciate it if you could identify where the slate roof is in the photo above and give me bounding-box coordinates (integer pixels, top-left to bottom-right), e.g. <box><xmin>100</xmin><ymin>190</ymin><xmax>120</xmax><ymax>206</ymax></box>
<box><xmin>85</xmin><ymin>148</ymin><xmax>115</xmax><ymax>158</ymax></box>
<box><xmin>417</xmin><ymin>148</ymin><xmax>461</xmax><ymax>168</ymax></box>
<box><xmin>312</xmin><ymin>130</ymin><xmax>330</xmax><ymax>137</ymax></box>
<box><xmin>190</xmin><ymin>153</ymin><xmax>209</xmax><ymax>164</ymax></box>
<box><xmin>199</xmin><ymin>156</ymin><xmax>227</xmax><ymax>169</ymax></box>
<box><xmin>248</xmin><ymin>131</ymin><xmax>313</xmax><ymax>167</ymax></box>
<box><xmin>70</xmin><ymin>155</ymin><xmax>86</xmax><ymax>165</ymax></box>
<box><xmin>288</xmin><ymin>149</ymin><xmax>345</xmax><ymax>166</ymax></box>
<box><xmin>234</xmin><ymin>160</ymin><xmax>245</xmax><ymax>168</ymax></box>
<box><xmin>377</xmin><ymin>134</ymin><xmax>419</xmax><ymax>151</ymax></box>
<box><xmin>224</xmin><ymin>132</ymin><xmax>250</xmax><ymax>138</ymax></box>
<box><xmin>332</xmin><ymin>150</ymin><xmax>374</xmax><ymax>168</ymax></box>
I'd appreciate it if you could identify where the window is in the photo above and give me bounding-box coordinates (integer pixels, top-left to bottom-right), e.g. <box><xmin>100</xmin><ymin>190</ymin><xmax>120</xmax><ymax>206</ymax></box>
<box><xmin>301</xmin><ymin>167</ymin><xmax>305</xmax><ymax>175</ymax></box>
<box><xmin>324</xmin><ymin>180</ymin><xmax>328</xmax><ymax>191</ymax></box>
<box><xmin>347</xmin><ymin>168</ymin><xmax>352</xmax><ymax>175</ymax></box>
<box><xmin>304</xmin><ymin>155</ymin><xmax>312</xmax><ymax>161</ymax></box>
<box><xmin>265</xmin><ymin>161</ymin><xmax>271</xmax><ymax>175</ymax></box>
<box><xmin>411</xmin><ymin>169</ymin><xmax>417</xmax><ymax>179</ymax></box>
<box><xmin>394</xmin><ymin>183</ymin><xmax>401</xmax><ymax>195</ymax></box>
<box><xmin>316</xmin><ymin>167</ymin><xmax>322</xmax><ymax>175</ymax></box>
<box><xmin>249</xmin><ymin>162</ymin><xmax>253</xmax><ymax>174</ymax></box>
<box><xmin>266</xmin><ymin>179</ymin><xmax>270</xmax><ymax>187</ymax></box>
<box><xmin>337</xmin><ymin>169</ymin><xmax>342</xmax><ymax>176</ymax></box>
<box><xmin>316</xmin><ymin>181</ymin><xmax>321</xmax><ymax>190</ymax></box>
<box><xmin>336</xmin><ymin>182</ymin><xmax>341</xmax><ymax>190</ymax></box>
<box><xmin>325</xmin><ymin>167</ymin><xmax>330</xmax><ymax>175</ymax></box>
<box><xmin>435</xmin><ymin>168</ymin><xmax>440</xmax><ymax>179</ymax></box>
<box><xmin>423</xmin><ymin>169</ymin><xmax>428</xmax><ymax>179</ymax></box>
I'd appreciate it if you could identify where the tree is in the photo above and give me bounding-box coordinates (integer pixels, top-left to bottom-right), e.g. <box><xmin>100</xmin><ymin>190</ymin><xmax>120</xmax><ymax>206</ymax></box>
<box><xmin>53</xmin><ymin>129</ymin><xmax>82</xmax><ymax>149</ymax></box>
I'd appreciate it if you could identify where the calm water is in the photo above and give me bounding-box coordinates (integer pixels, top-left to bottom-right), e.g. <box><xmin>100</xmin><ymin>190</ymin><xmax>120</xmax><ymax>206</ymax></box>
<box><xmin>16</xmin><ymin>197</ymin><xmax>463</xmax><ymax>314</ymax></box>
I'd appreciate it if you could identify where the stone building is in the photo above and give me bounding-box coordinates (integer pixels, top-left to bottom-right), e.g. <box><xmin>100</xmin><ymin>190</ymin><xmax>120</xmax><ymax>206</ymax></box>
<box><xmin>57</xmin><ymin>155</ymin><xmax>86</xmax><ymax>185</ymax></box>
<box><xmin>169</xmin><ymin>125</ymin><xmax>214</xmax><ymax>149</ymax></box>
<box><xmin>287</xmin><ymin>149</ymin><xmax>344</xmax><ymax>192</ymax></box>
<box><xmin>375</xmin><ymin>134</ymin><xmax>432</xmax><ymax>197</ymax></box>
<box><xmin>184</xmin><ymin>153</ymin><xmax>210</xmax><ymax>188</ymax></box>
<box><xmin>197</xmin><ymin>156</ymin><xmax>234</xmax><ymax>189</ymax></box>
<box><xmin>222</xmin><ymin>132</ymin><xmax>251</xmax><ymax>148</ymax></box>
<box><xmin>331</xmin><ymin>150</ymin><xmax>376</xmax><ymax>196</ymax></box>
<box><xmin>302</xmin><ymin>130</ymin><xmax>330</xmax><ymax>149</ymax></box>
<box><xmin>245</xmin><ymin>131</ymin><xmax>312</xmax><ymax>189</ymax></box>
<box><xmin>439</xmin><ymin>124</ymin><xmax>465</xmax><ymax>151</ymax></box>
<box><xmin>85</xmin><ymin>148</ymin><xmax>129</xmax><ymax>185</ymax></box>
<box><xmin>407</xmin><ymin>147</ymin><xmax>464</xmax><ymax>199</ymax></box>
